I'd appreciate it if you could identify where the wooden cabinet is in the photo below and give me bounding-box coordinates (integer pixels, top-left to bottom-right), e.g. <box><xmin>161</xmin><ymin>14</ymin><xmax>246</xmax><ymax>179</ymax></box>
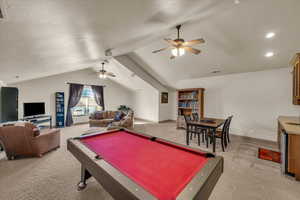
<box><xmin>291</xmin><ymin>53</ymin><xmax>300</xmax><ymax>105</ymax></box>
<box><xmin>0</xmin><ymin>87</ymin><xmax>18</xmax><ymax>123</ymax></box>
<box><xmin>176</xmin><ymin>88</ymin><xmax>204</xmax><ymax>129</ymax></box>
<box><xmin>278</xmin><ymin>116</ymin><xmax>300</xmax><ymax>181</ymax></box>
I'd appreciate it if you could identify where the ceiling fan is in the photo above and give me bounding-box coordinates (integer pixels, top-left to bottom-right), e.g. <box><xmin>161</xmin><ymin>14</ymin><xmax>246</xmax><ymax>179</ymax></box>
<box><xmin>97</xmin><ymin>61</ymin><xmax>116</xmax><ymax>79</ymax></box>
<box><xmin>152</xmin><ymin>25</ymin><xmax>205</xmax><ymax>59</ymax></box>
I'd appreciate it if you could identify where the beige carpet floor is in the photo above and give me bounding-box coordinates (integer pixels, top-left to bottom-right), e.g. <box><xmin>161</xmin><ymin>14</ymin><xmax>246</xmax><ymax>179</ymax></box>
<box><xmin>1</xmin><ymin>122</ymin><xmax>300</xmax><ymax>200</ymax></box>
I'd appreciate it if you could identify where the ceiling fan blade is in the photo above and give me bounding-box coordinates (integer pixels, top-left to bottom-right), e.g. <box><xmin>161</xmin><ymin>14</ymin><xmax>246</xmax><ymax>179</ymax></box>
<box><xmin>170</xmin><ymin>55</ymin><xmax>176</xmax><ymax>59</ymax></box>
<box><xmin>89</xmin><ymin>71</ymin><xmax>97</xmax><ymax>75</ymax></box>
<box><xmin>183</xmin><ymin>38</ymin><xmax>205</xmax><ymax>46</ymax></box>
<box><xmin>152</xmin><ymin>47</ymin><xmax>169</xmax><ymax>53</ymax></box>
<box><xmin>164</xmin><ymin>38</ymin><xmax>178</xmax><ymax>46</ymax></box>
<box><xmin>184</xmin><ymin>47</ymin><xmax>201</xmax><ymax>55</ymax></box>
<box><xmin>106</xmin><ymin>72</ymin><xmax>116</xmax><ymax>77</ymax></box>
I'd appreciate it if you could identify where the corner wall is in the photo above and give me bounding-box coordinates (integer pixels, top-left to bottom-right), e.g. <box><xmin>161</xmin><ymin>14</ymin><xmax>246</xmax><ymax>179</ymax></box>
<box><xmin>132</xmin><ymin>88</ymin><xmax>160</xmax><ymax>122</ymax></box>
<box><xmin>174</xmin><ymin>68</ymin><xmax>299</xmax><ymax>141</ymax></box>
<box><xmin>159</xmin><ymin>92</ymin><xmax>176</xmax><ymax>122</ymax></box>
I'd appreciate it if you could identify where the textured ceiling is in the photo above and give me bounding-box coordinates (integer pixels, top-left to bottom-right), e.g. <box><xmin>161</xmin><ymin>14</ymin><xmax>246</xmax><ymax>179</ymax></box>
<box><xmin>134</xmin><ymin>0</ymin><xmax>300</xmax><ymax>86</ymax></box>
<box><xmin>1</xmin><ymin>0</ymin><xmax>216</xmax><ymax>84</ymax></box>
<box><xmin>0</xmin><ymin>0</ymin><xmax>300</xmax><ymax>88</ymax></box>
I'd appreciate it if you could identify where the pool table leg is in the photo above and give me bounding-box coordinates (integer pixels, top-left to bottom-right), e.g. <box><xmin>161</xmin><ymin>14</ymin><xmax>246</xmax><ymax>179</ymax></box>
<box><xmin>77</xmin><ymin>166</ymin><xmax>92</xmax><ymax>191</ymax></box>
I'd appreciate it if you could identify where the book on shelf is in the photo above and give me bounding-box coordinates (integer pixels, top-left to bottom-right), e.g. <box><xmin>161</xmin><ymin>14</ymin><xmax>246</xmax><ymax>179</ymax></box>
<box><xmin>178</xmin><ymin>101</ymin><xmax>198</xmax><ymax>108</ymax></box>
<box><xmin>179</xmin><ymin>91</ymin><xmax>198</xmax><ymax>99</ymax></box>
<box><xmin>177</xmin><ymin>88</ymin><xmax>204</xmax><ymax>128</ymax></box>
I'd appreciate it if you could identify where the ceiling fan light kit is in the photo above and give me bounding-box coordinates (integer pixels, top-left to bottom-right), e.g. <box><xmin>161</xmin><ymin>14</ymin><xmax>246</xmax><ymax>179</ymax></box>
<box><xmin>152</xmin><ymin>24</ymin><xmax>205</xmax><ymax>59</ymax></box>
<box><xmin>171</xmin><ymin>47</ymin><xmax>185</xmax><ymax>57</ymax></box>
<box><xmin>99</xmin><ymin>73</ymin><xmax>107</xmax><ymax>79</ymax></box>
<box><xmin>98</xmin><ymin>62</ymin><xmax>116</xmax><ymax>79</ymax></box>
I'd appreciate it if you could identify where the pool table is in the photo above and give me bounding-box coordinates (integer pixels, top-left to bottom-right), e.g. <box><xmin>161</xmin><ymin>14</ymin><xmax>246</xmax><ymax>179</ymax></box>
<box><xmin>67</xmin><ymin>129</ymin><xmax>223</xmax><ymax>200</ymax></box>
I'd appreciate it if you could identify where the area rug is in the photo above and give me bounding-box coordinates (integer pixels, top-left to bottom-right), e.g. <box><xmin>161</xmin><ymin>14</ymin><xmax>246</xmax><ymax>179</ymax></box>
<box><xmin>258</xmin><ymin>148</ymin><xmax>281</xmax><ymax>163</ymax></box>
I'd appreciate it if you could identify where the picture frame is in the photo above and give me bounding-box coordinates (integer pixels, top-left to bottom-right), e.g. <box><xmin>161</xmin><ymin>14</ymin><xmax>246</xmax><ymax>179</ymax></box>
<box><xmin>161</xmin><ymin>92</ymin><xmax>168</xmax><ymax>104</ymax></box>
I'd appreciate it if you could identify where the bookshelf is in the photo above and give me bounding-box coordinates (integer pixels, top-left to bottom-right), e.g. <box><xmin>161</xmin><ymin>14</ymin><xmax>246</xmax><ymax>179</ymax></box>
<box><xmin>55</xmin><ymin>92</ymin><xmax>65</xmax><ymax>128</ymax></box>
<box><xmin>176</xmin><ymin>88</ymin><xmax>205</xmax><ymax>129</ymax></box>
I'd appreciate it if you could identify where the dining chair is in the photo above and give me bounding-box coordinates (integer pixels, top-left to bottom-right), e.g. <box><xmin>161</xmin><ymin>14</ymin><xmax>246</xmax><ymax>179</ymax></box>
<box><xmin>192</xmin><ymin>112</ymin><xmax>208</xmax><ymax>143</ymax></box>
<box><xmin>207</xmin><ymin>118</ymin><xmax>230</xmax><ymax>152</ymax></box>
<box><xmin>185</xmin><ymin>115</ymin><xmax>194</xmax><ymax>139</ymax></box>
<box><xmin>191</xmin><ymin>113</ymin><xmax>198</xmax><ymax>139</ymax></box>
<box><xmin>184</xmin><ymin>115</ymin><xmax>194</xmax><ymax>138</ymax></box>
<box><xmin>184</xmin><ymin>115</ymin><xmax>202</xmax><ymax>146</ymax></box>
<box><xmin>185</xmin><ymin>114</ymin><xmax>208</xmax><ymax>146</ymax></box>
<box><xmin>226</xmin><ymin>116</ymin><xmax>233</xmax><ymax>144</ymax></box>
<box><xmin>215</xmin><ymin>115</ymin><xmax>233</xmax><ymax>146</ymax></box>
<box><xmin>184</xmin><ymin>114</ymin><xmax>196</xmax><ymax>140</ymax></box>
<box><xmin>192</xmin><ymin>113</ymin><xmax>199</xmax><ymax>121</ymax></box>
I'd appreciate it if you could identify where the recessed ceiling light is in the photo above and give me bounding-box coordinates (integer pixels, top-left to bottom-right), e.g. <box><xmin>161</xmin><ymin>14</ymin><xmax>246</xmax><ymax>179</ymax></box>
<box><xmin>265</xmin><ymin>52</ymin><xmax>274</xmax><ymax>57</ymax></box>
<box><xmin>234</xmin><ymin>0</ymin><xmax>240</xmax><ymax>4</ymax></box>
<box><xmin>265</xmin><ymin>32</ymin><xmax>275</xmax><ymax>39</ymax></box>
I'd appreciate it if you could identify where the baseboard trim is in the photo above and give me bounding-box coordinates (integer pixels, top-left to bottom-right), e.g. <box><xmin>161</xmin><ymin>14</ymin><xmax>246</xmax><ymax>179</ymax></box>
<box><xmin>230</xmin><ymin>134</ymin><xmax>277</xmax><ymax>146</ymax></box>
<box><xmin>134</xmin><ymin>117</ymin><xmax>157</xmax><ymax>123</ymax></box>
<box><xmin>73</xmin><ymin>122</ymin><xmax>89</xmax><ymax>126</ymax></box>
<box><xmin>159</xmin><ymin>120</ymin><xmax>176</xmax><ymax>123</ymax></box>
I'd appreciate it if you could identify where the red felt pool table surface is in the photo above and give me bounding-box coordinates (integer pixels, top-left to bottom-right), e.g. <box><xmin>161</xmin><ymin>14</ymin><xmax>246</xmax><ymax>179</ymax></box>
<box><xmin>81</xmin><ymin>130</ymin><xmax>210</xmax><ymax>200</ymax></box>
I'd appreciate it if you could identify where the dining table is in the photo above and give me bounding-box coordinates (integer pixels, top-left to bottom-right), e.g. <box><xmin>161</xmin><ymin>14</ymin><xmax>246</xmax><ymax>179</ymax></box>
<box><xmin>186</xmin><ymin>117</ymin><xmax>226</xmax><ymax>153</ymax></box>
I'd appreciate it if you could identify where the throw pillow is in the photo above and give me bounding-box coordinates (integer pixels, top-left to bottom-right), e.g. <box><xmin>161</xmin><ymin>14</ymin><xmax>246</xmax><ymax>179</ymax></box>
<box><xmin>114</xmin><ymin>111</ymin><xmax>123</xmax><ymax>121</ymax></box>
<box><xmin>94</xmin><ymin>111</ymin><xmax>104</xmax><ymax>120</ymax></box>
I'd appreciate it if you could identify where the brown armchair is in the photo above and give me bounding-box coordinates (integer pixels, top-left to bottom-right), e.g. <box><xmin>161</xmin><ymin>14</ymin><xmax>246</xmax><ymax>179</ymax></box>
<box><xmin>0</xmin><ymin>122</ymin><xmax>60</xmax><ymax>159</ymax></box>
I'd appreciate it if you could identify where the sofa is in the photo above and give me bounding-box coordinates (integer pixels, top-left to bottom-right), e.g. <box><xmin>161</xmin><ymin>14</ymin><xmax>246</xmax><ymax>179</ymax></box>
<box><xmin>0</xmin><ymin>122</ymin><xmax>60</xmax><ymax>159</ymax></box>
<box><xmin>89</xmin><ymin>110</ymin><xmax>134</xmax><ymax>129</ymax></box>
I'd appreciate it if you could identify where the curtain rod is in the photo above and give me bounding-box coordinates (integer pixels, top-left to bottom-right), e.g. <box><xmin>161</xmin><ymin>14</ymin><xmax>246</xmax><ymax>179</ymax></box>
<box><xmin>66</xmin><ymin>82</ymin><xmax>106</xmax><ymax>87</ymax></box>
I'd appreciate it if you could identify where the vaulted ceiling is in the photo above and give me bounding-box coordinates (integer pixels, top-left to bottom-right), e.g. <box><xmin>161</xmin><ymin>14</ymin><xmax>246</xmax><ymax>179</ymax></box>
<box><xmin>133</xmin><ymin>0</ymin><xmax>300</xmax><ymax>86</ymax></box>
<box><xmin>0</xmin><ymin>0</ymin><xmax>300</xmax><ymax>88</ymax></box>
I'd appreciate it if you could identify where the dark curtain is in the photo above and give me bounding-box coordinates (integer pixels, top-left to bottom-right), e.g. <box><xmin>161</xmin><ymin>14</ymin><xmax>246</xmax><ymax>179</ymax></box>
<box><xmin>91</xmin><ymin>85</ymin><xmax>105</xmax><ymax>110</ymax></box>
<box><xmin>66</xmin><ymin>84</ymin><xmax>84</xmax><ymax>126</ymax></box>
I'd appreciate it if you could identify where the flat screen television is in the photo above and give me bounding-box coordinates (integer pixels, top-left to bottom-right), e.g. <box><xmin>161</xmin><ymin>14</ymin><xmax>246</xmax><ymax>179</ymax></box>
<box><xmin>23</xmin><ymin>102</ymin><xmax>45</xmax><ymax>117</ymax></box>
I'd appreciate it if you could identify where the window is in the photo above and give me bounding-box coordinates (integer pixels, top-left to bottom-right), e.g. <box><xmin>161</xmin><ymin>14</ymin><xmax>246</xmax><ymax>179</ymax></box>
<box><xmin>71</xmin><ymin>86</ymin><xmax>102</xmax><ymax>116</ymax></box>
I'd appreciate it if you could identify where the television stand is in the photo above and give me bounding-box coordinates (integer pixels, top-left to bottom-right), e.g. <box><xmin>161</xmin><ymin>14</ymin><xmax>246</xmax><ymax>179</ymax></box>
<box><xmin>22</xmin><ymin>115</ymin><xmax>52</xmax><ymax>129</ymax></box>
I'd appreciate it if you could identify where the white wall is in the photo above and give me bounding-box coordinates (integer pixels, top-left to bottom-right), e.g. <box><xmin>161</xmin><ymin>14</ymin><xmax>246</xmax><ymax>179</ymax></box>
<box><xmin>159</xmin><ymin>91</ymin><xmax>176</xmax><ymax>122</ymax></box>
<box><xmin>10</xmin><ymin>69</ymin><xmax>134</xmax><ymax>125</ymax></box>
<box><xmin>130</xmin><ymin>82</ymin><xmax>177</xmax><ymax>122</ymax></box>
<box><xmin>132</xmin><ymin>87</ymin><xmax>160</xmax><ymax>122</ymax></box>
<box><xmin>114</xmin><ymin>55</ymin><xmax>178</xmax><ymax>122</ymax></box>
<box><xmin>0</xmin><ymin>81</ymin><xmax>6</xmax><ymax>86</ymax></box>
<box><xmin>173</xmin><ymin>68</ymin><xmax>299</xmax><ymax>141</ymax></box>
<box><xmin>132</xmin><ymin>89</ymin><xmax>176</xmax><ymax>122</ymax></box>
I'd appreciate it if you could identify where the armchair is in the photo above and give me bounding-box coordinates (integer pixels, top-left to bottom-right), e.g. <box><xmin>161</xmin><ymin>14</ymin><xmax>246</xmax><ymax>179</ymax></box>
<box><xmin>0</xmin><ymin>122</ymin><xmax>60</xmax><ymax>159</ymax></box>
